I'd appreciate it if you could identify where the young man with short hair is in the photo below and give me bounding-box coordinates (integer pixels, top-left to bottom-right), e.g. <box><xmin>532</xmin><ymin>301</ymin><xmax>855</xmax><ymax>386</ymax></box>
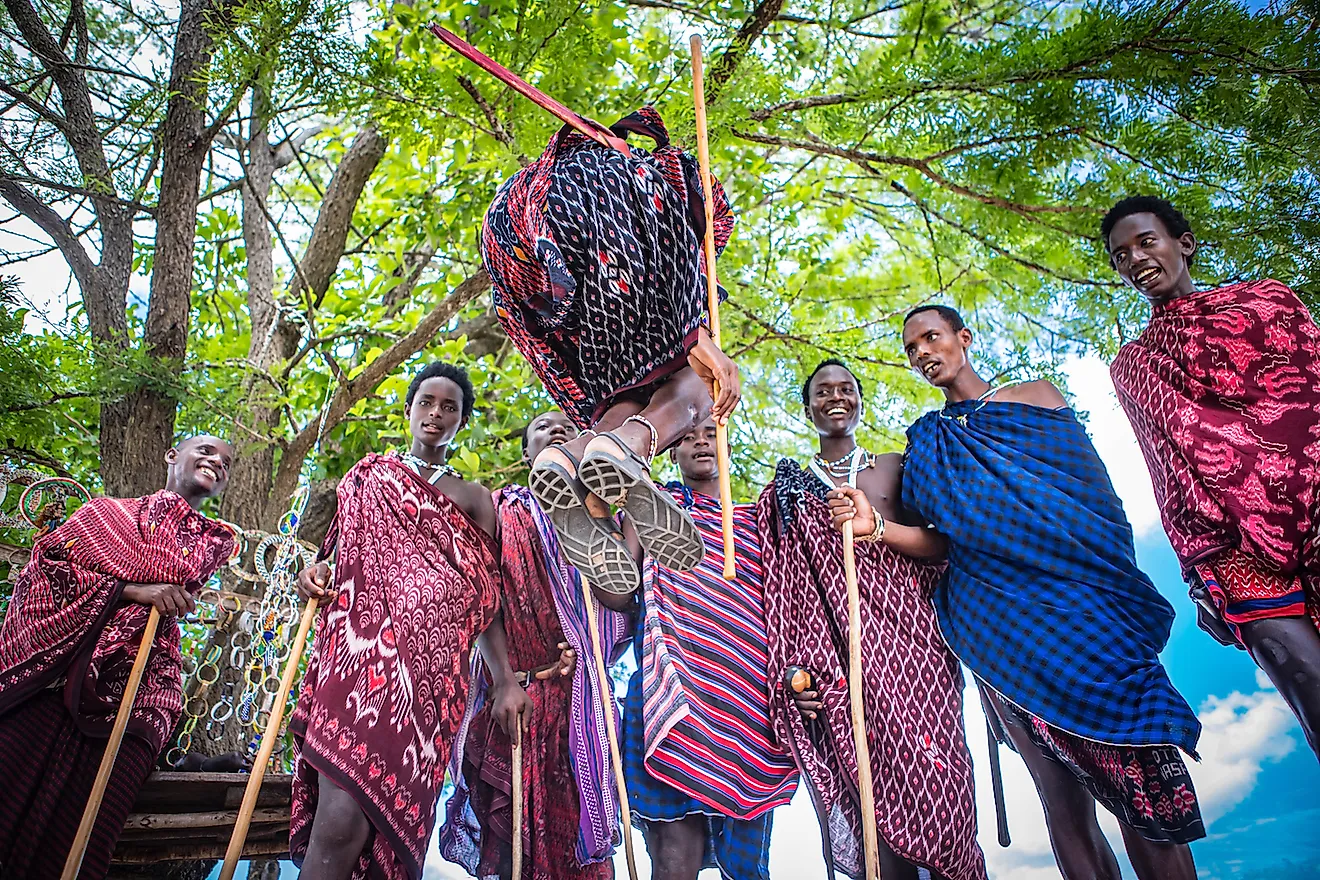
<box><xmin>1105</xmin><ymin>194</ymin><xmax>1320</xmax><ymax>761</ymax></box>
<box><xmin>0</xmin><ymin>436</ymin><xmax>238</xmax><ymax>879</ymax></box>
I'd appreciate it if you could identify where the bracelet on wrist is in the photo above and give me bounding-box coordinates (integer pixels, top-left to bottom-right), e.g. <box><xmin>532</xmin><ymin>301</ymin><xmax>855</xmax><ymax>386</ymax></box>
<box><xmin>855</xmin><ymin>515</ymin><xmax>886</xmax><ymax>544</ymax></box>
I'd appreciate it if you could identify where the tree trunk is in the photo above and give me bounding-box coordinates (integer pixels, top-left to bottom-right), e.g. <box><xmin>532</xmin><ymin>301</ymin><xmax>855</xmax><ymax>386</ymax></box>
<box><xmin>220</xmin><ymin>87</ymin><xmax>301</xmax><ymax>530</ymax></box>
<box><xmin>110</xmin><ymin>0</ymin><xmax>227</xmax><ymax>497</ymax></box>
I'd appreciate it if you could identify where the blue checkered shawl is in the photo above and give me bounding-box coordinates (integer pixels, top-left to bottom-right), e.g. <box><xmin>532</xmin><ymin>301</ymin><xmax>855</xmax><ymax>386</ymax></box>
<box><xmin>902</xmin><ymin>400</ymin><xmax>1200</xmax><ymax>754</ymax></box>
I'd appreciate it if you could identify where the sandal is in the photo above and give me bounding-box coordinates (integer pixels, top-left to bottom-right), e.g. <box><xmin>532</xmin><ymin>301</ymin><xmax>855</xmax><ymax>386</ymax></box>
<box><xmin>530</xmin><ymin>445</ymin><xmax>640</xmax><ymax>595</ymax></box>
<box><xmin>577</xmin><ymin>420</ymin><xmax>705</xmax><ymax>572</ymax></box>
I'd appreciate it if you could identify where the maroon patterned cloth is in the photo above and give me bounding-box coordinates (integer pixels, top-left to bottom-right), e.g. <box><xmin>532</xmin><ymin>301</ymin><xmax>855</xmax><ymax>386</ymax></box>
<box><xmin>985</xmin><ymin>689</ymin><xmax>1205</xmax><ymax>844</ymax></box>
<box><xmin>0</xmin><ymin>691</ymin><xmax>156</xmax><ymax>880</ymax></box>
<box><xmin>756</xmin><ymin>462</ymin><xmax>985</xmax><ymax>880</ymax></box>
<box><xmin>481</xmin><ymin>106</ymin><xmax>734</xmax><ymax>429</ymax></box>
<box><xmin>289</xmin><ymin>453</ymin><xmax>502</xmax><ymax>880</ymax></box>
<box><xmin>0</xmin><ymin>491</ymin><xmax>236</xmax><ymax>752</ymax></box>
<box><xmin>443</xmin><ymin>489</ymin><xmax>612</xmax><ymax>880</ymax></box>
<box><xmin>1110</xmin><ymin>279</ymin><xmax>1320</xmax><ymax>580</ymax></box>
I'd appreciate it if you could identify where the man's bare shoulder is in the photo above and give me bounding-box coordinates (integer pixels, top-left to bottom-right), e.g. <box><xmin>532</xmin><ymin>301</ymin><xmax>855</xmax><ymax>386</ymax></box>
<box><xmin>996</xmin><ymin>379</ymin><xmax>1068</xmax><ymax>410</ymax></box>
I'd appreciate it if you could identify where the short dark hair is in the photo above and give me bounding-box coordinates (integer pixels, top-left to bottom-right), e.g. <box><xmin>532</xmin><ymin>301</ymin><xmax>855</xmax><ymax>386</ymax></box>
<box><xmin>903</xmin><ymin>304</ymin><xmax>965</xmax><ymax>332</ymax></box>
<box><xmin>406</xmin><ymin>361</ymin><xmax>475</xmax><ymax>419</ymax></box>
<box><xmin>1100</xmin><ymin>196</ymin><xmax>1195</xmax><ymax>266</ymax></box>
<box><xmin>801</xmin><ymin>358</ymin><xmax>864</xmax><ymax>408</ymax></box>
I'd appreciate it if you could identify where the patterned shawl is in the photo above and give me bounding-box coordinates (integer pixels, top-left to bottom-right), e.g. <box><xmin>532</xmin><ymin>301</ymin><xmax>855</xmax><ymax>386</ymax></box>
<box><xmin>441</xmin><ymin>485</ymin><xmax>624</xmax><ymax>875</ymax></box>
<box><xmin>481</xmin><ymin>106</ymin><xmax>734</xmax><ymax>428</ymax></box>
<box><xmin>903</xmin><ymin>401</ymin><xmax>1200</xmax><ymax>754</ymax></box>
<box><xmin>756</xmin><ymin>463</ymin><xmax>984</xmax><ymax>880</ymax></box>
<box><xmin>0</xmin><ymin>491</ymin><xmax>235</xmax><ymax>752</ymax></box>
<box><xmin>1110</xmin><ymin>279</ymin><xmax>1320</xmax><ymax>576</ymax></box>
<box><xmin>638</xmin><ymin>483</ymin><xmax>798</xmax><ymax>819</ymax></box>
<box><xmin>289</xmin><ymin>453</ymin><xmax>502</xmax><ymax>880</ymax></box>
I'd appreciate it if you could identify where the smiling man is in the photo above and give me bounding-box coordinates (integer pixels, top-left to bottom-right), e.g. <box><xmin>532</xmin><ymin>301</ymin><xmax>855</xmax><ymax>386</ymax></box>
<box><xmin>757</xmin><ymin>360</ymin><xmax>984</xmax><ymax>880</ymax></box>
<box><xmin>289</xmin><ymin>362</ymin><xmax>504</xmax><ymax>880</ymax></box>
<box><xmin>0</xmin><ymin>435</ymin><xmax>238</xmax><ymax>880</ymax></box>
<box><xmin>1105</xmin><ymin>195</ymin><xmax>1320</xmax><ymax>763</ymax></box>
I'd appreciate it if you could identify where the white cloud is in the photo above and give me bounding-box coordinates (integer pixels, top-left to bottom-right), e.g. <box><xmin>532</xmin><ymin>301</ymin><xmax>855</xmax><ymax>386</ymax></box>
<box><xmin>1187</xmin><ymin>670</ymin><xmax>1297</xmax><ymax>825</ymax></box>
<box><xmin>1062</xmin><ymin>355</ymin><xmax>1162</xmax><ymax>539</ymax></box>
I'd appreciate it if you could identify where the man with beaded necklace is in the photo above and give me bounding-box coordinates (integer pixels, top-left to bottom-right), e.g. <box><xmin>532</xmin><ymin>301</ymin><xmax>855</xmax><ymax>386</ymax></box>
<box><xmin>290</xmin><ymin>361</ymin><xmax>510</xmax><ymax>880</ymax></box>
<box><xmin>755</xmin><ymin>360</ymin><xmax>985</xmax><ymax>880</ymax></box>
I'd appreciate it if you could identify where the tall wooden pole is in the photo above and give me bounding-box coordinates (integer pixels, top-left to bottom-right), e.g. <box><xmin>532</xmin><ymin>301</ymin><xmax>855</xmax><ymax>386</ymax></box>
<box><xmin>511</xmin><ymin>729</ymin><xmax>524</xmax><ymax>878</ymax></box>
<box><xmin>689</xmin><ymin>34</ymin><xmax>737</xmax><ymax>581</ymax></box>
<box><xmin>841</xmin><ymin>521</ymin><xmax>881</xmax><ymax>880</ymax></box>
<box><xmin>218</xmin><ymin>598</ymin><xmax>318</xmax><ymax>880</ymax></box>
<box><xmin>61</xmin><ymin>607</ymin><xmax>162</xmax><ymax>880</ymax></box>
<box><xmin>580</xmin><ymin>577</ymin><xmax>638</xmax><ymax>880</ymax></box>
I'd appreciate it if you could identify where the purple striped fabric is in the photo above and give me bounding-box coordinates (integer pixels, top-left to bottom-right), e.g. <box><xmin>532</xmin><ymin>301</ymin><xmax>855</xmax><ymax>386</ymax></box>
<box><xmin>639</xmin><ymin>483</ymin><xmax>799</xmax><ymax>819</ymax></box>
<box><xmin>526</xmin><ymin>489</ymin><xmax>631</xmax><ymax>863</ymax></box>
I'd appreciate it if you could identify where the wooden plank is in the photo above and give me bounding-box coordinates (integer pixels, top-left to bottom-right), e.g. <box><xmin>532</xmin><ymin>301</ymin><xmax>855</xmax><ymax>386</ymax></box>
<box><xmin>128</xmin><ymin>771</ymin><xmax>292</xmax><ymax>812</ymax></box>
<box><xmin>111</xmin><ymin>840</ymin><xmax>290</xmax><ymax>865</ymax></box>
<box><xmin>121</xmin><ymin>808</ymin><xmax>286</xmax><ymax>831</ymax></box>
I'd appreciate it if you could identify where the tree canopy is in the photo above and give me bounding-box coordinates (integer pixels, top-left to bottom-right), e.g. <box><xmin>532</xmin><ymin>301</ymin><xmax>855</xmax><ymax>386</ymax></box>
<box><xmin>3</xmin><ymin>0</ymin><xmax>1318</xmax><ymax>529</ymax></box>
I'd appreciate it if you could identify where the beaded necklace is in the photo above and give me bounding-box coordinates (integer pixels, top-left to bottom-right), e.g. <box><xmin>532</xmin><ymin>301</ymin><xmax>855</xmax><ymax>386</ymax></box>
<box><xmin>400</xmin><ymin>449</ymin><xmax>460</xmax><ymax>485</ymax></box>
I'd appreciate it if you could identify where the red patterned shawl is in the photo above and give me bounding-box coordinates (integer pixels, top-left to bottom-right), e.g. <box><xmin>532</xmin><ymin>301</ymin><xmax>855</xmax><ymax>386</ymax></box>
<box><xmin>756</xmin><ymin>463</ymin><xmax>985</xmax><ymax>880</ymax></box>
<box><xmin>289</xmin><ymin>453</ymin><xmax>502</xmax><ymax>880</ymax></box>
<box><xmin>0</xmin><ymin>491</ymin><xmax>236</xmax><ymax>752</ymax></box>
<box><xmin>442</xmin><ymin>488</ymin><xmax>610</xmax><ymax>880</ymax></box>
<box><xmin>1111</xmin><ymin>279</ymin><xmax>1320</xmax><ymax>575</ymax></box>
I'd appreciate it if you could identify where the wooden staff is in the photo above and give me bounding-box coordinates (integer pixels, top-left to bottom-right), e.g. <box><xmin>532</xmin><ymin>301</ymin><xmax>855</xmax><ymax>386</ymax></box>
<box><xmin>219</xmin><ymin>598</ymin><xmax>319</xmax><ymax>880</ymax></box>
<box><xmin>61</xmin><ymin>607</ymin><xmax>162</xmax><ymax>880</ymax></box>
<box><xmin>511</xmin><ymin>727</ymin><xmax>524</xmax><ymax>878</ymax></box>
<box><xmin>579</xmin><ymin>576</ymin><xmax>638</xmax><ymax>880</ymax></box>
<box><xmin>689</xmin><ymin>34</ymin><xmax>737</xmax><ymax>581</ymax></box>
<box><xmin>428</xmin><ymin>25</ymin><xmax>631</xmax><ymax>156</ymax></box>
<box><xmin>841</xmin><ymin>519</ymin><xmax>881</xmax><ymax>880</ymax></box>
<box><xmin>986</xmin><ymin>719</ymin><xmax>1011</xmax><ymax>847</ymax></box>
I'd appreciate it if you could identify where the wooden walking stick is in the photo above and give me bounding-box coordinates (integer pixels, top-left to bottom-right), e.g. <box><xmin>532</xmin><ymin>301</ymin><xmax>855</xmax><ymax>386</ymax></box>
<box><xmin>841</xmin><ymin>519</ymin><xmax>882</xmax><ymax>880</ymax></box>
<box><xmin>219</xmin><ymin>597</ymin><xmax>319</xmax><ymax>880</ymax></box>
<box><xmin>512</xmin><ymin>724</ymin><xmax>524</xmax><ymax>879</ymax></box>
<box><xmin>579</xmin><ymin>576</ymin><xmax>638</xmax><ymax>880</ymax></box>
<box><xmin>689</xmin><ymin>34</ymin><xmax>737</xmax><ymax>581</ymax></box>
<box><xmin>61</xmin><ymin>607</ymin><xmax>161</xmax><ymax>880</ymax></box>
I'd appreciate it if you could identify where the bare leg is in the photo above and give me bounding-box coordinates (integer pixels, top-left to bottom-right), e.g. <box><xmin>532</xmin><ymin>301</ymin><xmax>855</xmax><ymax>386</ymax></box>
<box><xmin>874</xmin><ymin>835</ymin><xmax>922</xmax><ymax>880</ymax></box>
<box><xmin>1240</xmin><ymin>616</ymin><xmax>1320</xmax><ymax>759</ymax></box>
<box><xmin>642</xmin><ymin>815</ymin><xmax>707</xmax><ymax>880</ymax></box>
<box><xmin>299</xmin><ymin>779</ymin><xmax>372</xmax><ymax>880</ymax></box>
<box><xmin>593</xmin><ymin>367</ymin><xmax>711</xmax><ymax>462</ymax></box>
<box><xmin>986</xmin><ymin>693</ymin><xmax>1122</xmax><ymax>880</ymax></box>
<box><xmin>1120</xmin><ymin>823</ymin><xmax>1196</xmax><ymax>880</ymax></box>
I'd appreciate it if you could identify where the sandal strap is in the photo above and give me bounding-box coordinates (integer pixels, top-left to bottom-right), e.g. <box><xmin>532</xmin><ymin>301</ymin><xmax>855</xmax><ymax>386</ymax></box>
<box><xmin>595</xmin><ymin>431</ymin><xmax>652</xmax><ymax>472</ymax></box>
<box><xmin>534</xmin><ymin>442</ymin><xmax>582</xmax><ymax>471</ymax></box>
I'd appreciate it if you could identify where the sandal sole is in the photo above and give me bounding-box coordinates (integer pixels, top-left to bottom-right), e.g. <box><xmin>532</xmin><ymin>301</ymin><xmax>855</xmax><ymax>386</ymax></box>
<box><xmin>530</xmin><ymin>464</ymin><xmax>639</xmax><ymax>595</ymax></box>
<box><xmin>577</xmin><ymin>453</ymin><xmax>705</xmax><ymax>573</ymax></box>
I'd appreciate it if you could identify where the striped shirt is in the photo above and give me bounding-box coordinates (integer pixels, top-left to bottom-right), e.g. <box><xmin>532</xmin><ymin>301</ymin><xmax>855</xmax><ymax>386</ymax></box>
<box><xmin>638</xmin><ymin>482</ymin><xmax>798</xmax><ymax>818</ymax></box>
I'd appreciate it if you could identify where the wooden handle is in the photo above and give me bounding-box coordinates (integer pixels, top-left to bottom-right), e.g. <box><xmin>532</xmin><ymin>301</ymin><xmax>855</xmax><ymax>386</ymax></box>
<box><xmin>62</xmin><ymin>606</ymin><xmax>162</xmax><ymax>880</ymax></box>
<box><xmin>219</xmin><ymin>597</ymin><xmax>319</xmax><ymax>880</ymax></box>
<box><xmin>512</xmin><ymin>730</ymin><xmax>524</xmax><ymax>878</ymax></box>
<box><xmin>579</xmin><ymin>577</ymin><xmax>638</xmax><ymax>880</ymax></box>
<box><xmin>690</xmin><ymin>34</ymin><xmax>737</xmax><ymax>581</ymax></box>
<box><xmin>842</xmin><ymin>521</ymin><xmax>881</xmax><ymax>880</ymax></box>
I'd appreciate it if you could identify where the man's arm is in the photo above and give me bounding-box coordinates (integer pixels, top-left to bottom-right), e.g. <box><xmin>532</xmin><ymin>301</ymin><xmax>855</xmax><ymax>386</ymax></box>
<box><xmin>476</xmin><ymin>611</ymin><xmax>533</xmax><ymax>739</ymax></box>
<box><xmin>827</xmin><ymin>486</ymin><xmax>948</xmax><ymax>561</ymax></box>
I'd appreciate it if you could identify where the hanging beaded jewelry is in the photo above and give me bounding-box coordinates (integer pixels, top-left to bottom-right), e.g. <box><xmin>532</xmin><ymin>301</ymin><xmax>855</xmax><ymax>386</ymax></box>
<box><xmin>400</xmin><ymin>450</ymin><xmax>461</xmax><ymax>483</ymax></box>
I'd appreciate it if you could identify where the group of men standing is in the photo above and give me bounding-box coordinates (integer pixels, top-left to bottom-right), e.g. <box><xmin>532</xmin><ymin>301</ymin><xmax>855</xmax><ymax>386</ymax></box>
<box><xmin>0</xmin><ymin>98</ymin><xmax>1317</xmax><ymax>880</ymax></box>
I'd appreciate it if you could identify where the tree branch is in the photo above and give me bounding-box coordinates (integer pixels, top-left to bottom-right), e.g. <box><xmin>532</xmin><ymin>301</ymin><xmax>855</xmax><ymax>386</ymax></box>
<box><xmin>734</xmin><ymin>128</ymin><xmax>1088</xmax><ymax>215</ymax></box>
<box><xmin>705</xmin><ymin>0</ymin><xmax>786</xmax><ymax>105</ymax></box>
<box><xmin>269</xmin><ymin>270</ymin><xmax>492</xmax><ymax>512</ymax></box>
<box><xmin>0</xmin><ymin>175</ymin><xmax>97</xmax><ymax>292</ymax></box>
